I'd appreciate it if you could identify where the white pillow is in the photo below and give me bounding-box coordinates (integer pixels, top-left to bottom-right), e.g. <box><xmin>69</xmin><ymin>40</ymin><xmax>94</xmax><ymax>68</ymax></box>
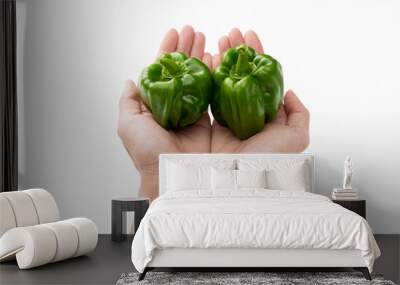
<box><xmin>237</xmin><ymin>159</ymin><xmax>309</xmax><ymax>191</ymax></box>
<box><xmin>211</xmin><ymin>168</ymin><xmax>236</xmax><ymax>190</ymax></box>
<box><xmin>167</xmin><ymin>163</ymin><xmax>210</xmax><ymax>191</ymax></box>
<box><xmin>266</xmin><ymin>168</ymin><xmax>306</xmax><ymax>191</ymax></box>
<box><xmin>166</xmin><ymin>159</ymin><xmax>236</xmax><ymax>192</ymax></box>
<box><xmin>211</xmin><ymin>169</ymin><xmax>268</xmax><ymax>190</ymax></box>
<box><xmin>236</xmin><ymin>169</ymin><xmax>267</xmax><ymax>189</ymax></box>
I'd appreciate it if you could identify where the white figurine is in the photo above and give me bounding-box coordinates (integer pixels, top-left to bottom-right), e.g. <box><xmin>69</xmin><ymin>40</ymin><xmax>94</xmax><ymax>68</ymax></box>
<box><xmin>342</xmin><ymin>156</ymin><xmax>353</xmax><ymax>190</ymax></box>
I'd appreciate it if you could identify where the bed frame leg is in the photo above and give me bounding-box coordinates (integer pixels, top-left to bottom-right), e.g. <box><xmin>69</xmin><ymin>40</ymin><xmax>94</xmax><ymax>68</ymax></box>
<box><xmin>138</xmin><ymin>268</ymin><xmax>148</xmax><ymax>281</ymax></box>
<box><xmin>354</xmin><ymin>267</ymin><xmax>371</xmax><ymax>280</ymax></box>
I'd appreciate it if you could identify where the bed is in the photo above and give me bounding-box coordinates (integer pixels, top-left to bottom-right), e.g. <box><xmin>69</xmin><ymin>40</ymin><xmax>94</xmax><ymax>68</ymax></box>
<box><xmin>131</xmin><ymin>154</ymin><xmax>380</xmax><ymax>281</ymax></box>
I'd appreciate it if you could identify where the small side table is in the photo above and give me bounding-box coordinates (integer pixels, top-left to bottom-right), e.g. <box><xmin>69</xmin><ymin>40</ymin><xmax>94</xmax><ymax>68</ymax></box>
<box><xmin>332</xmin><ymin>199</ymin><xmax>366</xmax><ymax>219</ymax></box>
<box><xmin>111</xmin><ymin>197</ymin><xmax>149</xmax><ymax>242</ymax></box>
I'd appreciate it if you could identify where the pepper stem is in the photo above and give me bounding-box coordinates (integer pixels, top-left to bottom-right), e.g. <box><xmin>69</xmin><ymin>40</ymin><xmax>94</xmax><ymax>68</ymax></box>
<box><xmin>159</xmin><ymin>57</ymin><xmax>179</xmax><ymax>75</ymax></box>
<box><xmin>235</xmin><ymin>47</ymin><xmax>250</xmax><ymax>76</ymax></box>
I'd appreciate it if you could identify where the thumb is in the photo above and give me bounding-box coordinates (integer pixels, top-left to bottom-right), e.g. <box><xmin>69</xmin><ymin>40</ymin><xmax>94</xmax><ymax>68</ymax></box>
<box><xmin>284</xmin><ymin>90</ymin><xmax>310</xmax><ymax>130</ymax></box>
<box><xmin>119</xmin><ymin>80</ymin><xmax>142</xmax><ymax>116</ymax></box>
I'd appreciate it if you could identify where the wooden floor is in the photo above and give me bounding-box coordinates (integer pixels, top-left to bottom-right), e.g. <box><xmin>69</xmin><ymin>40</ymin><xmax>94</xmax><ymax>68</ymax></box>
<box><xmin>0</xmin><ymin>234</ymin><xmax>398</xmax><ymax>285</ymax></box>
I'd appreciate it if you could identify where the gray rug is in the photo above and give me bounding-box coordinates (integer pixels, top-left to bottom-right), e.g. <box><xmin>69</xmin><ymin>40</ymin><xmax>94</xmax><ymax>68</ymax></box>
<box><xmin>116</xmin><ymin>272</ymin><xmax>396</xmax><ymax>285</ymax></box>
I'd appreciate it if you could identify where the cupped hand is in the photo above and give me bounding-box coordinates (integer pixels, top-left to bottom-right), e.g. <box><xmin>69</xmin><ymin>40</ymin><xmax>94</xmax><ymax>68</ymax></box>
<box><xmin>210</xmin><ymin>28</ymin><xmax>310</xmax><ymax>153</ymax></box>
<box><xmin>118</xmin><ymin>26</ymin><xmax>212</xmax><ymax>200</ymax></box>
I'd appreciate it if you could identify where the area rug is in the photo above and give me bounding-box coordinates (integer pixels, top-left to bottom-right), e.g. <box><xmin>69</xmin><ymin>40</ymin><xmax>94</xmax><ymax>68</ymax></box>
<box><xmin>116</xmin><ymin>271</ymin><xmax>396</xmax><ymax>285</ymax></box>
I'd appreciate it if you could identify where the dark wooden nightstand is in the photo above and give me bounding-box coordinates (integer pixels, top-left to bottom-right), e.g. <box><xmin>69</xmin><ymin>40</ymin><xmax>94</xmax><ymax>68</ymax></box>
<box><xmin>332</xmin><ymin>199</ymin><xmax>366</xmax><ymax>219</ymax></box>
<box><xmin>111</xmin><ymin>197</ymin><xmax>150</xmax><ymax>241</ymax></box>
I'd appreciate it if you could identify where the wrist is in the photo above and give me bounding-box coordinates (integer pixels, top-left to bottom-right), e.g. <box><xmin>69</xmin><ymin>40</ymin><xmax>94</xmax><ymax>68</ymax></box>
<box><xmin>138</xmin><ymin>169</ymin><xmax>159</xmax><ymax>201</ymax></box>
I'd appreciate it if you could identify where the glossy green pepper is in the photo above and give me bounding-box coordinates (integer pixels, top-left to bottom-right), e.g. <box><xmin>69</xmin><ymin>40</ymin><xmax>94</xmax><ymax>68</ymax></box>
<box><xmin>211</xmin><ymin>44</ymin><xmax>284</xmax><ymax>140</ymax></box>
<box><xmin>139</xmin><ymin>52</ymin><xmax>212</xmax><ymax>129</ymax></box>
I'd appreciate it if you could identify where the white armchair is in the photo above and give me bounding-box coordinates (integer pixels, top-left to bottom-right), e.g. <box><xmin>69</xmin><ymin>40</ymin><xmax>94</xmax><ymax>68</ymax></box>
<box><xmin>0</xmin><ymin>189</ymin><xmax>98</xmax><ymax>269</ymax></box>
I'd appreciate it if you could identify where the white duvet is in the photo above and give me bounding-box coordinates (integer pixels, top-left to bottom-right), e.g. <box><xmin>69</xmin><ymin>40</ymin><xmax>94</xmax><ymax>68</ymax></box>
<box><xmin>131</xmin><ymin>190</ymin><xmax>380</xmax><ymax>273</ymax></box>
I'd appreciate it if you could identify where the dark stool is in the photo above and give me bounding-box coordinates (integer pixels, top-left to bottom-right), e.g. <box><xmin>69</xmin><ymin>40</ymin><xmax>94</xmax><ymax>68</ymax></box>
<box><xmin>111</xmin><ymin>197</ymin><xmax>149</xmax><ymax>242</ymax></box>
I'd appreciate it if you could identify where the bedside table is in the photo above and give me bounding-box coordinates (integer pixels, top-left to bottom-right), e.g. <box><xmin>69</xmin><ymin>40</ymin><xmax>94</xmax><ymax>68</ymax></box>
<box><xmin>111</xmin><ymin>197</ymin><xmax>150</xmax><ymax>242</ymax></box>
<box><xmin>332</xmin><ymin>199</ymin><xmax>366</xmax><ymax>219</ymax></box>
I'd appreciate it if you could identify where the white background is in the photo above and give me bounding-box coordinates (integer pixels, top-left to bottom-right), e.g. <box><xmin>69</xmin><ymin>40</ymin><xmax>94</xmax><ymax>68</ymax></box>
<box><xmin>16</xmin><ymin>0</ymin><xmax>400</xmax><ymax>233</ymax></box>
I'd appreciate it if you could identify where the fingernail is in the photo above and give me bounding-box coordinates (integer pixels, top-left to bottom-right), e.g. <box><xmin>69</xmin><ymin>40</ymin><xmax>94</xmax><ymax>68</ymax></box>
<box><xmin>182</xmin><ymin>25</ymin><xmax>194</xmax><ymax>32</ymax></box>
<box><xmin>230</xmin><ymin>27</ymin><xmax>240</xmax><ymax>33</ymax></box>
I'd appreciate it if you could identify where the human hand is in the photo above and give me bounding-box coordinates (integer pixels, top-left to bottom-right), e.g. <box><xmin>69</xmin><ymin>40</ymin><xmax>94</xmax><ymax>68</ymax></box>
<box><xmin>210</xmin><ymin>28</ymin><xmax>310</xmax><ymax>153</ymax></box>
<box><xmin>118</xmin><ymin>26</ymin><xmax>212</xmax><ymax>200</ymax></box>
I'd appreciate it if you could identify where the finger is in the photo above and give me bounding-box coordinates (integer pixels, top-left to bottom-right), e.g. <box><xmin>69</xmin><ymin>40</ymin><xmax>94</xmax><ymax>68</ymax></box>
<box><xmin>228</xmin><ymin>28</ymin><xmax>244</xmax><ymax>47</ymax></box>
<box><xmin>177</xmin><ymin>25</ymin><xmax>195</xmax><ymax>56</ymax></box>
<box><xmin>218</xmin><ymin>35</ymin><xmax>230</xmax><ymax>58</ymax></box>
<box><xmin>273</xmin><ymin>105</ymin><xmax>287</xmax><ymax>125</ymax></box>
<box><xmin>119</xmin><ymin>80</ymin><xmax>141</xmax><ymax>116</ymax></box>
<box><xmin>190</xmin><ymin>31</ymin><xmax>205</xmax><ymax>59</ymax></box>
<box><xmin>212</xmin><ymin>54</ymin><xmax>221</xmax><ymax>70</ymax></box>
<box><xmin>244</xmin><ymin>30</ymin><xmax>264</xmax><ymax>54</ymax></box>
<box><xmin>202</xmin><ymin>52</ymin><xmax>212</xmax><ymax>69</ymax></box>
<box><xmin>284</xmin><ymin>90</ymin><xmax>310</xmax><ymax>130</ymax></box>
<box><xmin>158</xmin><ymin>28</ymin><xmax>179</xmax><ymax>55</ymax></box>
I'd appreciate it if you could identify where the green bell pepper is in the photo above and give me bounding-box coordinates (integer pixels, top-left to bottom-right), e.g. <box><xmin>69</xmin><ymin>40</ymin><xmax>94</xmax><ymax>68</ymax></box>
<box><xmin>211</xmin><ymin>44</ymin><xmax>284</xmax><ymax>140</ymax></box>
<box><xmin>139</xmin><ymin>52</ymin><xmax>212</xmax><ymax>129</ymax></box>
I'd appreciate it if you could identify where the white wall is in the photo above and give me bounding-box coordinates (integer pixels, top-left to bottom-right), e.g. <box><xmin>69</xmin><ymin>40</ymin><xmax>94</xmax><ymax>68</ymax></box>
<box><xmin>16</xmin><ymin>0</ymin><xmax>136</xmax><ymax>234</ymax></box>
<box><xmin>17</xmin><ymin>0</ymin><xmax>400</xmax><ymax>233</ymax></box>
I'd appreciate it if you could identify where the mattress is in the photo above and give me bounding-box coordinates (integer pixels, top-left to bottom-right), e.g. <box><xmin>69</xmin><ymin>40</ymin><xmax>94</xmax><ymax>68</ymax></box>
<box><xmin>131</xmin><ymin>190</ymin><xmax>380</xmax><ymax>273</ymax></box>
